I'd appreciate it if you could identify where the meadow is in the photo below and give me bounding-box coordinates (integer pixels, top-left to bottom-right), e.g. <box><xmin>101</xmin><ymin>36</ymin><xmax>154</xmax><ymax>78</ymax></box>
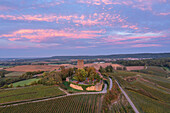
<box><xmin>0</xmin><ymin>94</ymin><xmax>102</xmax><ymax>113</ymax></box>
<box><xmin>0</xmin><ymin>85</ymin><xmax>65</xmax><ymax>104</ymax></box>
<box><xmin>11</xmin><ymin>78</ymin><xmax>40</xmax><ymax>87</ymax></box>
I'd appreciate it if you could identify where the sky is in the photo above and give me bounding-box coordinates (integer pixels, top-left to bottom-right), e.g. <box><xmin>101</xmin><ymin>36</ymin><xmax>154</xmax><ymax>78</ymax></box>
<box><xmin>0</xmin><ymin>0</ymin><xmax>170</xmax><ymax>58</ymax></box>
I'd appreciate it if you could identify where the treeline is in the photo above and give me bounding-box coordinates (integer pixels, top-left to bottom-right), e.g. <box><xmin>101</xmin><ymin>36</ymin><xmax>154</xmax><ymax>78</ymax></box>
<box><xmin>0</xmin><ymin>70</ymin><xmax>11</xmax><ymax>78</ymax></box>
<box><xmin>99</xmin><ymin>65</ymin><xmax>126</xmax><ymax>74</ymax></box>
<box><xmin>115</xmin><ymin>58</ymin><xmax>170</xmax><ymax>68</ymax></box>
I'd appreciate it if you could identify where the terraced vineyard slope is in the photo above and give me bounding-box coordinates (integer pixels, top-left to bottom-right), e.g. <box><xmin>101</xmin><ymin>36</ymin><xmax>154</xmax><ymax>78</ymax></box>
<box><xmin>0</xmin><ymin>94</ymin><xmax>102</xmax><ymax>113</ymax></box>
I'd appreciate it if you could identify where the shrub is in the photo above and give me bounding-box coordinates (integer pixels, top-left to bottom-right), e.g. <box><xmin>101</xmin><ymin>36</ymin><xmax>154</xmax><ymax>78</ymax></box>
<box><xmin>16</xmin><ymin>85</ymin><xmax>21</xmax><ymax>87</ymax></box>
<box><xmin>2</xmin><ymin>84</ymin><xmax>8</xmax><ymax>88</ymax></box>
<box><xmin>59</xmin><ymin>83</ymin><xmax>67</xmax><ymax>90</ymax></box>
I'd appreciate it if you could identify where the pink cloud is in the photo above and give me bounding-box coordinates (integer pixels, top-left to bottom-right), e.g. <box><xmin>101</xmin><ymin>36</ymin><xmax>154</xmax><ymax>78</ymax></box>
<box><xmin>77</xmin><ymin>0</ymin><xmax>167</xmax><ymax>12</ymax></box>
<box><xmin>100</xmin><ymin>31</ymin><xmax>166</xmax><ymax>46</ymax></box>
<box><xmin>132</xmin><ymin>44</ymin><xmax>161</xmax><ymax>47</ymax></box>
<box><xmin>122</xmin><ymin>25</ymin><xmax>139</xmax><ymax>30</ymax></box>
<box><xmin>0</xmin><ymin>13</ymin><xmax>129</xmax><ymax>27</ymax></box>
<box><xmin>0</xmin><ymin>29</ymin><xmax>102</xmax><ymax>42</ymax></box>
<box><xmin>75</xmin><ymin>46</ymin><xmax>87</xmax><ymax>49</ymax></box>
<box><xmin>8</xmin><ymin>38</ymin><xmax>21</xmax><ymax>41</ymax></box>
<box><xmin>158</xmin><ymin>12</ymin><xmax>170</xmax><ymax>16</ymax></box>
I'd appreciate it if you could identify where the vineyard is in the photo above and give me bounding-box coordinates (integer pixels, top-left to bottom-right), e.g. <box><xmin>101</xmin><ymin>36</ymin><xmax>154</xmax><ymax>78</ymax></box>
<box><xmin>109</xmin><ymin>70</ymin><xmax>170</xmax><ymax>113</ymax></box>
<box><xmin>0</xmin><ymin>94</ymin><xmax>102</xmax><ymax>113</ymax></box>
<box><xmin>0</xmin><ymin>85</ymin><xmax>65</xmax><ymax>104</ymax></box>
<box><xmin>136</xmin><ymin>66</ymin><xmax>169</xmax><ymax>78</ymax></box>
<box><xmin>127</xmin><ymin>91</ymin><xmax>170</xmax><ymax>113</ymax></box>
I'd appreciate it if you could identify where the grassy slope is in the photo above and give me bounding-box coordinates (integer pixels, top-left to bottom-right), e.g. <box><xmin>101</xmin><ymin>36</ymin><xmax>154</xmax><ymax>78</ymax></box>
<box><xmin>0</xmin><ymin>94</ymin><xmax>101</xmax><ymax>113</ymax></box>
<box><xmin>12</xmin><ymin>78</ymin><xmax>40</xmax><ymax>87</ymax></box>
<box><xmin>0</xmin><ymin>85</ymin><xmax>65</xmax><ymax>104</ymax></box>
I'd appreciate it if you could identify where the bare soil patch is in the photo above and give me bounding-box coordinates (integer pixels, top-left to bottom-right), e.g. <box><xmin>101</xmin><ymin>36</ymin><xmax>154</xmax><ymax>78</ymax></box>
<box><xmin>126</xmin><ymin>66</ymin><xmax>145</xmax><ymax>71</ymax></box>
<box><xmin>5</xmin><ymin>65</ymin><xmax>60</xmax><ymax>72</ymax></box>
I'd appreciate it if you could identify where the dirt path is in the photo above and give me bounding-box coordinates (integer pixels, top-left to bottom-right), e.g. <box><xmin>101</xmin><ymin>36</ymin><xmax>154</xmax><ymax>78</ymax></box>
<box><xmin>58</xmin><ymin>87</ymin><xmax>69</xmax><ymax>95</ymax></box>
<box><xmin>115</xmin><ymin>80</ymin><xmax>139</xmax><ymax>113</ymax></box>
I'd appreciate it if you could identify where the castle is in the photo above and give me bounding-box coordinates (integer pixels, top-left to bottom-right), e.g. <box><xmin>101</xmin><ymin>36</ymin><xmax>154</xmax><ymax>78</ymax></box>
<box><xmin>77</xmin><ymin>59</ymin><xmax>84</xmax><ymax>69</ymax></box>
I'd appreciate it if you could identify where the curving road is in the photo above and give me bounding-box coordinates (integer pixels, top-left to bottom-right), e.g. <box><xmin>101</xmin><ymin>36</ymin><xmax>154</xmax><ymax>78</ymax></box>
<box><xmin>115</xmin><ymin>80</ymin><xmax>139</xmax><ymax>113</ymax></box>
<box><xmin>109</xmin><ymin>77</ymin><xmax>113</xmax><ymax>90</ymax></box>
<box><xmin>1</xmin><ymin>84</ymin><xmax>107</xmax><ymax>107</ymax></box>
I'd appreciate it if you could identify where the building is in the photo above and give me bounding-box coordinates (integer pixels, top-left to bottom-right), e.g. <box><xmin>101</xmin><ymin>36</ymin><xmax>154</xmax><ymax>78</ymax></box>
<box><xmin>77</xmin><ymin>59</ymin><xmax>84</xmax><ymax>69</ymax></box>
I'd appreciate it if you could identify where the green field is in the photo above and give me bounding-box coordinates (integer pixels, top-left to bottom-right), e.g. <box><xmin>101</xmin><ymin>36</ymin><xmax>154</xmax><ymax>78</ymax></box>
<box><xmin>11</xmin><ymin>78</ymin><xmax>40</xmax><ymax>87</ymax></box>
<box><xmin>0</xmin><ymin>66</ymin><xmax>13</xmax><ymax>68</ymax></box>
<box><xmin>5</xmin><ymin>71</ymin><xmax>25</xmax><ymax>77</ymax></box>
<box><xmin>109</xmin><ymin>70</ymin><xmax>170</xmax><ymax>113</ymax></box>
<box><xmin>0</xmin><ymin>85</ymin><xmax>65</xmax><ymax>104</ymax></box>
<box><xmin>0</xmin><ymin>94</ymin><xmax>102</xmax><ymax>113</ymax></box>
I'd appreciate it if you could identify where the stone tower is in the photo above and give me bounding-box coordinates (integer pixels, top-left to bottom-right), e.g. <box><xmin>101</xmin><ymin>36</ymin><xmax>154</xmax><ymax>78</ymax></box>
<box><xmin>77</xmin><ymin>59</ymin><xmax>84</xmax><ymax>69</ymax></box>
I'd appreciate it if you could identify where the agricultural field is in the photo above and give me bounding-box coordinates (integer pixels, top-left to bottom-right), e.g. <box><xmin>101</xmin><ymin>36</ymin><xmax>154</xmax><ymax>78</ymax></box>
<box><xmin>0</xmin><ymin>94</ymin><xmax>102</xmax><ymax>113</ymax></box>
<box><xmin>109</xmin><ymin>70</ymin><xmax>170</xmax><ymax>113</ymax></box>
<box><xmin>5</xmin><ymin>65</ymin><xmax>60</xmax><ymax>72</ymax></box>
<box><xmin>11</xmin><ymin>78</ymin><xmax>40</xmax><ymax>87</ymax></box>
<box><xmin>0</xmin><ymin>85</ymin><xmax>65</xmax><ymax>104</ymax></box>
<box><xmin>126</xmin><ymin>66</ymin><xmax>145</xmax><ymax>71</ymax></box>
<box><xmin>5</xmin><ymin>71</ymin><xmax>25</xmax><ymax>77</ymax></box>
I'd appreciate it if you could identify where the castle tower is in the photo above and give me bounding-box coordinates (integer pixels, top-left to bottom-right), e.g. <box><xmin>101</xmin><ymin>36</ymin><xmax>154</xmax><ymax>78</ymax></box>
<box><xmin>77</xmin><ymin>59</ymin><xmax>84</xmax><ymax>69</ymax></box>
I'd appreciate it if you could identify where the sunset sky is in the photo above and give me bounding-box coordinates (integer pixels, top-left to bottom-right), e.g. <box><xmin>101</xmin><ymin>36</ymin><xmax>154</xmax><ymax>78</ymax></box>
<box><xmin>0</xmin><ymin>0</ymin><xmax>169</xmax><ymax>58</ymax></box>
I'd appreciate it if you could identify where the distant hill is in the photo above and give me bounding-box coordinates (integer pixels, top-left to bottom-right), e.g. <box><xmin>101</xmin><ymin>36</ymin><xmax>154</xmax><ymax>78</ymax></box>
<box><xmin>49</xmin><ymin>53</ymin><xmax>170</xmax><ymax>60</ymax></box>
<box><xmin>1</xmin><ymin>53</ymin><xmax>170</xmax><ymax>61</ymax></box>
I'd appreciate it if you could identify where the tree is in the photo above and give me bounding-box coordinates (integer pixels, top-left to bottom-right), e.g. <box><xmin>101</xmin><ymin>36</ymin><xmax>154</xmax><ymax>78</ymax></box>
<box><xmin>9</xmin><ymin>84</ymin><xmax>13</xmax><ymax>88</ymax></box>
<box><xmin>0</xmin><ymin>72</ymin><xmax>5</xmax><ymax>78</ymax></box>
<box><xmin>116</xmin><ymin>67</ymin><xmax>122</xmax><ymax>70</ymax></box>
<box><xmin>99</xmin><ymin>66</ymin><xmax>106</xmax><ymax>73</ymax></box>
<box><xmin>105</xmin><ymin>65</ymin><xmax>114</xmax><ymax>72</ymax></box>
<box><xmin>67</xmin><ymin>68</ymin><xmax>74</xmax><ymax>77</ymax></box>
<box><xmin>86</xmin><ymin>67</ymin><xmax>99</xmax><ymax>81</ymax></box>
<box><xmin>40</xmin><ymin>71</ymin><xmax>62</xmax><ymax>85</ymax></box>
<box><xmin>74</xmin><ymin>69</ymin><xmax>88</xmax><ymax>82</ymax></box>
